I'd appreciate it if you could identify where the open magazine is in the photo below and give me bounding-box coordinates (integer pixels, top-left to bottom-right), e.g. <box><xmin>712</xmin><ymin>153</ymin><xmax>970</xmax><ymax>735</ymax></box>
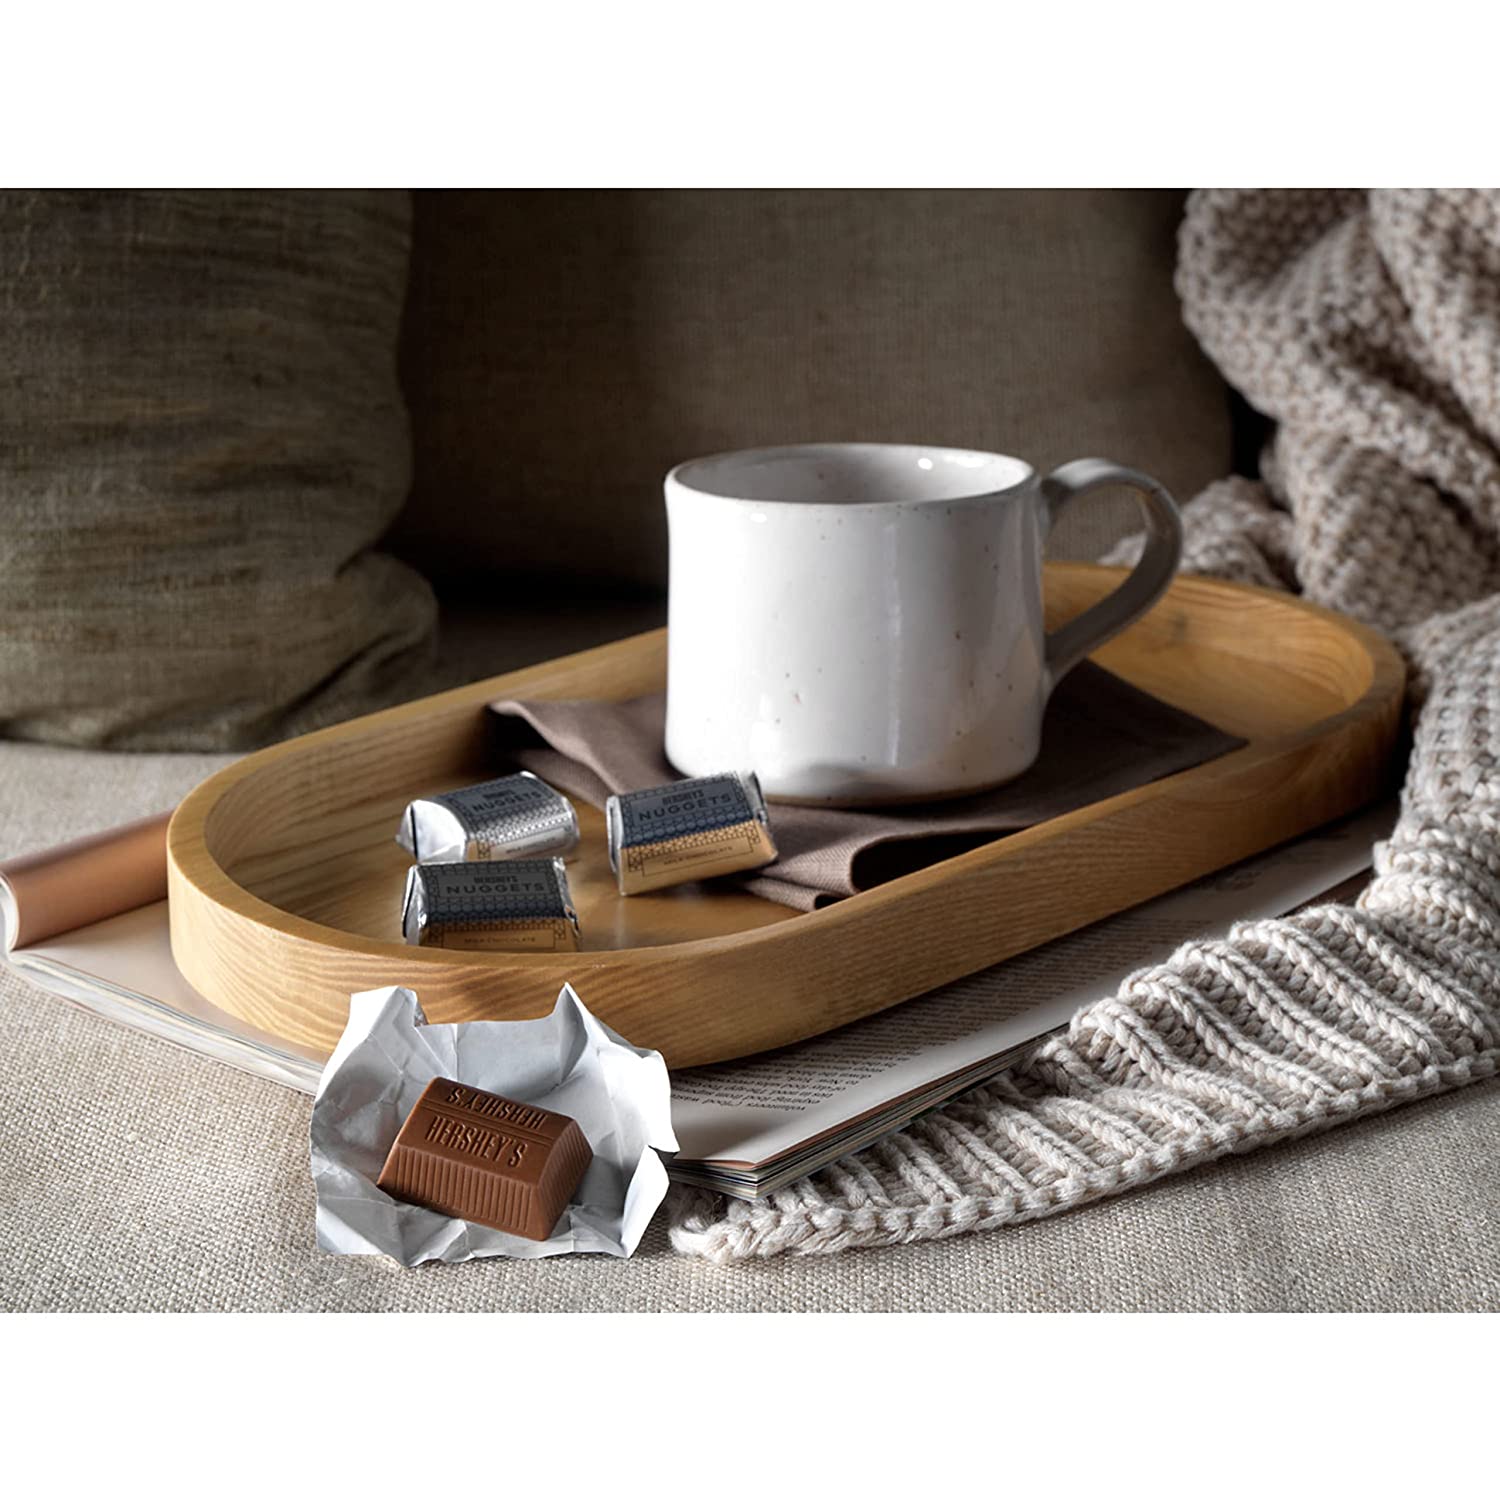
<box><xmin>1</xmin><ymin>802</ymin><xmax>1393</xmax><ymax>1197</ymax></box>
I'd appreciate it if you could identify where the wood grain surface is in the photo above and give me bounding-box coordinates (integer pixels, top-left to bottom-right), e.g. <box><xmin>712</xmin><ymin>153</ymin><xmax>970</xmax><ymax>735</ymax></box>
<box><xmin>166</xmin><ymin>565</ymin><xmax>1407</xmax><ymax>1066</ymax></box>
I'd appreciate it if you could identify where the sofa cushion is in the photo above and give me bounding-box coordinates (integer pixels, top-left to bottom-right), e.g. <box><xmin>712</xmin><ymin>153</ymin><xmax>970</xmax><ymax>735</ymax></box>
<box><xmin>393</xmin><ymin>189</ymin><xmax>1232</xmax><ymax>589</ymax></box>
<box><xmin>2</xmin><ymin>733</ymin><xmax>1495</xmax><ymax>1311</ymax></box>
<box><xmin>0</xmin><ymin>189</ymin><xmax>437</xmax><ymax>750</ymax></box>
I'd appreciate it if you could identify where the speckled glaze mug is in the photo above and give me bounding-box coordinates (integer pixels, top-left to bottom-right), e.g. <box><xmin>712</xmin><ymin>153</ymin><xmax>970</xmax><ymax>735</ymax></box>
<box><xmin>664</xmin><ymin>443</ymin><xmax>1181</xmax><ymax>805</ymax></box>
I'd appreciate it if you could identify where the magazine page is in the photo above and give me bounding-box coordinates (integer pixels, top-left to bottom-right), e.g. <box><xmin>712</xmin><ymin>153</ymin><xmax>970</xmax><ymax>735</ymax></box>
<box><xmin>2</xmin><ymin>814</ymin><xmax>323</xmax><ymax>1089</ymax></box>
<box><xmin>667</xmin><ymin>801</ymin><xmax>1397</xmax><ymax>1171</ymax></box>
<box><xmin>12</xmin><ymin>901</ymin><xmax>325</xmax><ymax>1084</ymax></box>
<box><xmin>2</xmin><ymin>800</ymin><xmax>1398</xmax><ymax>1177</ymax></box>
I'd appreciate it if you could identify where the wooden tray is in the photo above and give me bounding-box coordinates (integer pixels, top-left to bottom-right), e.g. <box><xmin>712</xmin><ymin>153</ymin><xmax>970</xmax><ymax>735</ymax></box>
<box><xmin>166</xmin><ymin>565</ymin><xmax>1405</xmax><ymax>1067</ymax></box>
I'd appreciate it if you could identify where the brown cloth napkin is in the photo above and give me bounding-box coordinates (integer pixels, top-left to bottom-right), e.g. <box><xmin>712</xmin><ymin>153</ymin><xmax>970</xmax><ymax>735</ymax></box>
<box><xmin>489</xmin><ymin>662</ymin><xmax>1244</xmax><ymax>911</ymax></box>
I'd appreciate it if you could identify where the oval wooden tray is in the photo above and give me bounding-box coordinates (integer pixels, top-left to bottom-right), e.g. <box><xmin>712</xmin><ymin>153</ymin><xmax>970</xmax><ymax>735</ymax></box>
<box><xmin>167</xmin><ymin>565</ymin><xmax>1405</xmax><ymax>1067</ymax></box>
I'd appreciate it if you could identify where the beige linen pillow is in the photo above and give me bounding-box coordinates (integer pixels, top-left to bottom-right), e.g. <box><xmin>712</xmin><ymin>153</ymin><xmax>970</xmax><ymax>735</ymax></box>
<box><xmin>394</xmin><ymin>189</ymin><xmax>1230</xmax><ymax>588</ymax></box>
<box><xmin>0</xmin><ymin>189</ymin><xmax>437</xmax><ymax>750</ymax></box>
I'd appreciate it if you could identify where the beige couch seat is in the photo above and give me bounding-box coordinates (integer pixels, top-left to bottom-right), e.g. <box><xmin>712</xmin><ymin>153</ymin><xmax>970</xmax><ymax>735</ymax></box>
<box><xmin>5</xmin><ymin>190</ymin><xmax>1495</xmax><ymax>1310</ymax></box>
<box><xmin>2</xmin><ymin>636</ymin><xmax>1496</xmax><ymax>1311</ymax></box>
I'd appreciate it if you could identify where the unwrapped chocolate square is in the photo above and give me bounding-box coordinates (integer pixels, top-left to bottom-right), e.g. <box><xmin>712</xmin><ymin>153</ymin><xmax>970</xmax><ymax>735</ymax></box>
<box><xmin>396</xmin><ymin>772</ymin><xmax>579</xmax><ymax>863</ymax></box>
<box><xmin>606</xmin><ymin>770</ymin><xmax>777</xmax><ymax>895</ymax></box>
<box><xmin>401</xmin><ymin>858</ymin><xmax>580</xmax><ymax>951</ymax></box>
<box><xmin>376</xmin><ymin>1077</ymin><xmax>594</xmax><ymax>1241</ymax></box>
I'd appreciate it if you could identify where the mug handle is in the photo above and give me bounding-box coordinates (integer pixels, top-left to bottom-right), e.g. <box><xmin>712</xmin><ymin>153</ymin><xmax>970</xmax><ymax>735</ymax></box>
<box><xmin>1041</xmin><ymin>458</ymin><xmax>1183</xmax><ymax>691</ymax></box>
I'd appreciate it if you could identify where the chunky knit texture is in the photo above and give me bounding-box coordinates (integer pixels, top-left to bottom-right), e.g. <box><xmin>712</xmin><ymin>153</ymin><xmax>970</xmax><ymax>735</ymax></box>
<box><xmin>668</xmin><ymin>188</ymin><xmax>1500</xmax><ymax>1264</ymax></box>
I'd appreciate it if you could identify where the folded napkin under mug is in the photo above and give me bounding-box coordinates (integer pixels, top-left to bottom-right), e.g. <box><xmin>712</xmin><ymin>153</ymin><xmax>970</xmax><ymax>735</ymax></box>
<box><xmin>490</xmin><ymin>662</ymin><xmax>1243</xmax><ymax>911</ymax></box>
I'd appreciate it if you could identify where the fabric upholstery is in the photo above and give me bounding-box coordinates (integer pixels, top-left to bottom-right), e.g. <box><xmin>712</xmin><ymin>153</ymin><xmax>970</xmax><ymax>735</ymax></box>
<box><xmin>0</xmin><ymin>630</ymin><xmax>1494</xmax><ymax>1310</ymax></box>
<box><xmin>10</xmin><ymin>191</ymin><xmax>1490</xmax><ymax>1308</ymax></box>
<box><xmin>0</xmin><ymin>189</ymin><xmax>437</xmax><ymax>750</ymax></box>
<box><xmin>392</xmin><ymin>189</ymin><xmax>1233</xmax><ymax>588</ymax></box>
<box><xmin>3</xmin><ymin>958</ymin><xmax>1494</xmax><ymax>1312</ymax></box>
<box><xmin>668</xmin><ymin>189</ymin><xmax>1500</xmax><ymax>1263</ymax></box>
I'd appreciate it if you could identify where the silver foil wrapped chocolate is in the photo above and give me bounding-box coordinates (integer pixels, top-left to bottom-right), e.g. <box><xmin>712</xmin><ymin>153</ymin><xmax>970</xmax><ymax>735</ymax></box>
<box><xmin>396</xmin><ymin>772</ymin><xmax>579</xmax><ymax>864</ymax></box>
<box><xmin>401</xmin><ymin>858</ymin><xmax>581</xmax><ymax>952</ymax></box>
<box><xmin>605</xmin><ymin>771</ymin><xmax>777</xmax><ymax>895</ymax></box>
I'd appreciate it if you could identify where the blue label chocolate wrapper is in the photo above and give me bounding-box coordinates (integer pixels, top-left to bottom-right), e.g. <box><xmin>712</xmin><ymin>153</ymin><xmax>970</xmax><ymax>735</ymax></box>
<box><xmin>397</xmin><ymin>772</ymin><xmax>579</xmax><ymax>864</ymax></box>
<box><xmin>606</xmin><ymin>770</ymin><xmax>777</xmax><ymax>895</ymax></box>
<box><xmin>401</xmin><ymin>858</ymin><xmax>580</xmax><ymax>951</ymax></box>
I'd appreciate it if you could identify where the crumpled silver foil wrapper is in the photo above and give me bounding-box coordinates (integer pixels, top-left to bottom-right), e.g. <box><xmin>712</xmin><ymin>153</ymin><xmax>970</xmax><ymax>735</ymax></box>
<box><xmin>311</xmin><ymin>984</ymin><xmax>676</xmax><ymax>1264</ymax></box>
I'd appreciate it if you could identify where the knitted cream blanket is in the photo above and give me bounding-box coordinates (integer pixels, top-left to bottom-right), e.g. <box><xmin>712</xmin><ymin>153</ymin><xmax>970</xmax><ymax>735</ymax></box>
<box><xmin>669</xmin><ymin>188</ymin><xmax>1500</xmax><ymax>1263</ymax></box>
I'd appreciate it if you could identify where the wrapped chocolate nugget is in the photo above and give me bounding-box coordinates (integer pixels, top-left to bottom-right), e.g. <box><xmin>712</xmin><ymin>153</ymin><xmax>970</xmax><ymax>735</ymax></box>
<box><xmin>396</xmin><ymin>772</ymin><xmax>579</xmax><ymax>863</ymax></box>
<box><xmin>402</xmin><ymin>858</ymin><xmax>581</xmax><ymax>951</ymax></box>
<box><xmin>606</xmin><ymin>770</ymin><xmax>777</xmax><ymax>895</ymax></box>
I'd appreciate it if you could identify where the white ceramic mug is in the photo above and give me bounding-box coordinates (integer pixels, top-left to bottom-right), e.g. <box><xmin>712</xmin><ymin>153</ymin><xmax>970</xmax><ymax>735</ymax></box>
<box><xmin>664</xmin><ymin>443</ymin><xmax>1182</xmax><ymax>804</ymax></box>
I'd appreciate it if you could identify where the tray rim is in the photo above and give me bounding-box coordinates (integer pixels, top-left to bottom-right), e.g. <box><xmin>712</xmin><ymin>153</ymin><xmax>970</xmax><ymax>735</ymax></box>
<box><xmin>166</xmin><ymin>566</ymin><xmax>1407</xmax><ymax>1064</ymax></box>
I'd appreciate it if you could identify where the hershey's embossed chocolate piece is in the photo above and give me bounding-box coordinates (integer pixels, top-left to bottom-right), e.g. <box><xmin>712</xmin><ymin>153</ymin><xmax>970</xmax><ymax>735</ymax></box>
<box><xmin>376</xmin><ymin>1078</ymin><xmax>593</xmax><ymax>1241</ymax></box>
